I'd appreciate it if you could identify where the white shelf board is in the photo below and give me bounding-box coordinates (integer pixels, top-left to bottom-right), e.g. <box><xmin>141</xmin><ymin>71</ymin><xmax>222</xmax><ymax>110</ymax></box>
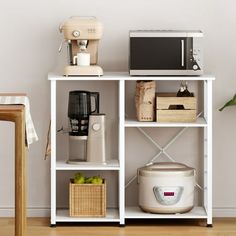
<box><xmin>56</xmin><ymin>159</ymin><xmax>120</xmax><ymax>170</ymax></box>
<box><xmin>125</xmin><ymin>206</ymin><xmax>207</xmax><ymax>219</ymax></box>
<box><xmin>125</xmin><ymin>117</ymin><xmax>207</xmax><ymax>128</ymax></box>
<box><xmin>56</xmin><ymin>208</ymin><xmax>120</xmax><ymax>222</ymax></box>
<box><xmin>48</xmin><ymin>72</ymin><xmax>215</xmax><ymax>81</ymax></box>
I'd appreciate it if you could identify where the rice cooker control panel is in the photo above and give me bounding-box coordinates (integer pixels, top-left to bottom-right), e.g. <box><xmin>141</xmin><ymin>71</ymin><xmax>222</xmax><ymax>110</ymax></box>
<box><xmin>153</xmin><ymin>186</ymin><xmax>183</xmax><ymax>205</ymax></box>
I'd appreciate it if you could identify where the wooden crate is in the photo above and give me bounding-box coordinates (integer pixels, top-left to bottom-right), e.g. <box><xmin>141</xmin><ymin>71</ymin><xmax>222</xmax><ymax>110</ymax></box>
<box><xmin>69</xmin><ymin>180</ymin><xmax>106</xmax><ymax>217</ymax></box>
<box><xmin>156</xmin><ymin>93</ymin><xmax>197</xmax><ymax>123</ymax></box>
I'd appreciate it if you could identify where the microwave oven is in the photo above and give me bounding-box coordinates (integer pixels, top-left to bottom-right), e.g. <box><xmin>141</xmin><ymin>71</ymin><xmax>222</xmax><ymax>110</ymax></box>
<box><xmin>129</xmin><ymin>30</ymin><xmax>203</xmax><ymax>76</ymax></box>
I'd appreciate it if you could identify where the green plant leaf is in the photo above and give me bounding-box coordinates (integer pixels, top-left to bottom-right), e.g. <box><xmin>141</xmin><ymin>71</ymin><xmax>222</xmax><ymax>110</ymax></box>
<box><xmin>219</xmin><ymin>94</ymin><xmax>236</xmax><ymax>111</ymax></box>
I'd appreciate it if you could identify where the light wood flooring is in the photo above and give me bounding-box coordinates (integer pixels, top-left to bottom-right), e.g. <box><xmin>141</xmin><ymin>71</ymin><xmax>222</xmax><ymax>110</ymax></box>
<box><xmin>1</xmin><ymin>218</ymin><xmax>236</xmax><ymax>236</ymax></box>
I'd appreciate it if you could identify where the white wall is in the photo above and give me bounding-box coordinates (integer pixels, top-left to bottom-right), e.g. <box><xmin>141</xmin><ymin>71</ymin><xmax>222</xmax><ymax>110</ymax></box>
<box><xmin>0</xmin><ymin>0</ymin><xmax>236</xmax><ymax>217</ymax></box>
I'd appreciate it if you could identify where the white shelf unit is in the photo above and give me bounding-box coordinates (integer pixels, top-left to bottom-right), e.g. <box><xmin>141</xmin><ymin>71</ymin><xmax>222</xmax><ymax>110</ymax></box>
<box><xmin>49</xmin><ymin>73</ymin><xmax>214</xmax><ymax>226</ymax></box>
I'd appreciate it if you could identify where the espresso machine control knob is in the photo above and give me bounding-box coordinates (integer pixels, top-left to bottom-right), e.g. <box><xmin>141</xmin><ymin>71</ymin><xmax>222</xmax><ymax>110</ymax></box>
<box><xmin>92</xmin><ymin>123</ymin><xmax>101</xmax><ymax>131</ymax></box>
<box><xmin>72</xmin><ymin>30</ymin><xmax>80</xmax><ymax>37</ymax></box>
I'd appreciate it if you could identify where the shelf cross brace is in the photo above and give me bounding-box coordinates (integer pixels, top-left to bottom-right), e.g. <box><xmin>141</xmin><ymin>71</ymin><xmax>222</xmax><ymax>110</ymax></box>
<box><xmin>125</xmin><ymin>127</ymin><xmax>187</xmax><ymax>188</ymax></box>
<box><xmin>125</xmin><ymin>112</ymin><xmax>204</xmax><ymax>191</ymax></box>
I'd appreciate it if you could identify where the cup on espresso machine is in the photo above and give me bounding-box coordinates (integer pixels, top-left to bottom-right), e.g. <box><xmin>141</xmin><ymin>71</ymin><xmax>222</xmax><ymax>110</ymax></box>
<box><xmin>67</xmin><ymin>90</ymin><xmax>99</xmax><ymax>164</ymax></box>
<box><xmin>73</xmin><ymin>40</ymin><xmax>91</xmax><ymax>66</ymax></box>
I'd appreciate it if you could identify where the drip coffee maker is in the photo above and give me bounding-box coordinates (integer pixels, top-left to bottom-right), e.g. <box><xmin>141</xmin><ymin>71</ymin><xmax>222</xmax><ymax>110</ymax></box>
<box><xmin>67</xmin><ymin>90</ymin><xmax>106</xmax><ymax>164</ymax></box>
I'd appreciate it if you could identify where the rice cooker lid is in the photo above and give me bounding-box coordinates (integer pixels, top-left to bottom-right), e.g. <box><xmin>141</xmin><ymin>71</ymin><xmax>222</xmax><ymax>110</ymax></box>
<box><xmin>138</xmin><ymin>162</ymin><xmax>195</xmax><ymax>177</ymax></box>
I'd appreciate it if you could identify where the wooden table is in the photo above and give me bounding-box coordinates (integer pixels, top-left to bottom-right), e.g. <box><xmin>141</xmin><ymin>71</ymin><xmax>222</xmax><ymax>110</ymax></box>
<box><xmin>0</xmin><ymin>104</ymin><xmax>26</xmax><ymax>236</ymax></box>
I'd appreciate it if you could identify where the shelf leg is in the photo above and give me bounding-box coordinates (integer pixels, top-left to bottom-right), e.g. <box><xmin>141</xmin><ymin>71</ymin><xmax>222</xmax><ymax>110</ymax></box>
<box><xmin>119</xmin><ymin>79</ymin><xmax>125</xmax><ymax>225</ymax></box>
<box><xmin>204</xmin><ymin>80</ymin><xmax>213</xmax><ymax>227</ymax></box>
<box><xmin>51</xmin><ymin>80</ymin><xmax>57</xmax><ymax>225</ymax></box>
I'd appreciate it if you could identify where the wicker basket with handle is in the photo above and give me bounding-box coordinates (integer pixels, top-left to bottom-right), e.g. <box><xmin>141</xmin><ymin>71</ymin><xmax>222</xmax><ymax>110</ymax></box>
<box><xmin>69</xmin><ymin>179</ymin><xmax>106</xmax><ymax>217</ymax></box>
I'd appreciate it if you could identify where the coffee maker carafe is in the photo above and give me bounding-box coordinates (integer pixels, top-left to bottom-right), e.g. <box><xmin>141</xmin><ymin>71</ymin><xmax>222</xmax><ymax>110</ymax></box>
<box><xmin>68</xmin><ymin>90</ymin><xmax>99</xmax><ymax>136</ymax></box>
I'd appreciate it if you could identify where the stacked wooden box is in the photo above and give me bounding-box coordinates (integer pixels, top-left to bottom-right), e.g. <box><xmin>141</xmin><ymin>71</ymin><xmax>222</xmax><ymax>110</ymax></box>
<box><xmin>156</xmin><ymin>93</ymin><xmax>196</xmax><ymax>123</ymax></box>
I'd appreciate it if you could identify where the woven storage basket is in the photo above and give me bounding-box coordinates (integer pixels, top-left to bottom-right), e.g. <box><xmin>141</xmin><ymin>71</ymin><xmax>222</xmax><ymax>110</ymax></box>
<box><xmin>69</xmin><ymin>179</ymin><xmax>106</xmax><ymax>217</ymax></box>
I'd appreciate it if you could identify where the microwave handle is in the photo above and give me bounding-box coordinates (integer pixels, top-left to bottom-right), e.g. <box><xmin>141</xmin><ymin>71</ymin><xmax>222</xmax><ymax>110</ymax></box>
<box><xmin>181</xmin><ymin>39</ymin><xmax>185</xmax><ymax>67</ymax></box>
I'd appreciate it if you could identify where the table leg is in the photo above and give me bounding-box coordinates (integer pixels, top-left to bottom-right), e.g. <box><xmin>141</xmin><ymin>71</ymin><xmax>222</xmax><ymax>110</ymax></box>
<box><xmin>15</xmin><ymin>111</ymin><xmax>26</xmax><ymax>236</ymax></box>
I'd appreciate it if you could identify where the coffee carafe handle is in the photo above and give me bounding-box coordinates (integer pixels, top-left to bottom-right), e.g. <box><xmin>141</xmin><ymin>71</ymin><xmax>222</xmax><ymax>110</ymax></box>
<box><xmin>90</xmin><ymin>92</ymin><xmax>99</xmax><ymax>114</ymax></box>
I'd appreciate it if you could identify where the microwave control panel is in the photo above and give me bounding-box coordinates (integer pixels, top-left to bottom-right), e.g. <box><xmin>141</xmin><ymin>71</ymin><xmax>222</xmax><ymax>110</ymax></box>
<box><xmin>188</xmin><ymin>37</ymin><xmax>203</xmax><ymax>71</ymax></box>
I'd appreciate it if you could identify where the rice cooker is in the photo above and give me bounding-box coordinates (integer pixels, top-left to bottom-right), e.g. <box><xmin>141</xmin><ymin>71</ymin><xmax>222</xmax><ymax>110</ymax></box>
<box><xmin>138</xmin><ymin>162</ymin><xmax>195</xmax><ymax>214</ymax></box>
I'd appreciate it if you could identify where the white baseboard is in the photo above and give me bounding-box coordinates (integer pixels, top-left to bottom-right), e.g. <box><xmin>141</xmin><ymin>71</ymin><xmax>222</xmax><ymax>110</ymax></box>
<box><xmin>0</xmin><ymin>207</ymin><xmax>236</xmax><ymax>218</ymax></box>
<box><xmin>0</xmin><ymin>208</ymin><xmax>50</xmax><ymax>217</ymax></box>
<box><xmin>213</xmin><ymin>208</ymin><xmax>236</xmax><ymax>217</ymax></box>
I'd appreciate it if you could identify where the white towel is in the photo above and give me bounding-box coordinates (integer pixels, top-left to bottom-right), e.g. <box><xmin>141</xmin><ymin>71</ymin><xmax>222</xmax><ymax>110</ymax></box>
<box><xmin>0</xmin><ymin>96</ymin><xmax>38</xmax><ymax>146</ymax></box>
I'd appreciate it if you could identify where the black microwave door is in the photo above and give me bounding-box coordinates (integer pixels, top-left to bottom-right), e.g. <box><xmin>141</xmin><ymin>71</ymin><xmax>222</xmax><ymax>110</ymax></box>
<box><xmin>130</xmin><ymin>37</ymin><xmax>186</xmax><ymax>70</ymax></box>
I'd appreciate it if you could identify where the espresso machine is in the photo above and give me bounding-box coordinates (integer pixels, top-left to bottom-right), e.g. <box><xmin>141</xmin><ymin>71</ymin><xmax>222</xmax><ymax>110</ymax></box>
<box><xmin>59</xmin><ymin>16</ymin><xmax>103</xmax><ymax>76</ymax></box>
<box><xmin>67</xmin><ymin>90</ymin><xmax>106</xmax><ymax>164</ymax></box>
